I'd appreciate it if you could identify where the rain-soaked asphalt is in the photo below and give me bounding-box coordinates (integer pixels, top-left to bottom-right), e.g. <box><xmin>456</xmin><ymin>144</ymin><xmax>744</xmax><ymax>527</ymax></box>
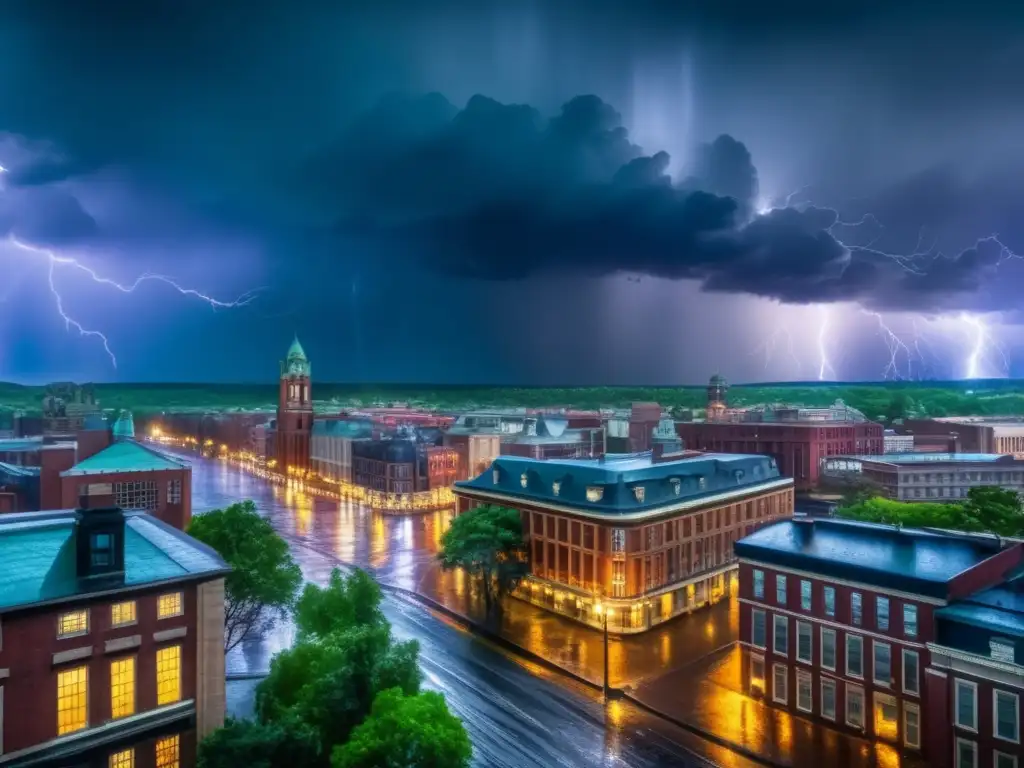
<box><xmin>186</xmin><ymin>453</ymin><xmax>755</xmax><ymax>768</ymax></box>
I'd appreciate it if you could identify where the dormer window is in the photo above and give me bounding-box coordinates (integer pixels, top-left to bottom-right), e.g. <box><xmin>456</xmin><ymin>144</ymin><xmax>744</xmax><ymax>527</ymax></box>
<box><xmin>633</xmin><ymin>486</ymin><xmax>645</xmax><ymax>503</ymax></box>
<box><xmin>734</xmin><ymin>469</ymin><xmax>745</xmax><ymax>482</ymax></box>
<box><xmin>698</xmin><ymin>477</ymin><xmax>707</xmax><ymax>490</ymax></box>
<box><xmin>520</xmin><ymin>473</ymin><xmax>528</xmax><ymax>488</ymax></box>
<box><xmin>586</xmin><ymin>486</ymin><xmax>604</xmax><ymax>502</ymax></box>
<box><xmin>91</xmin><ymin>533</ymin><xmax>114</xmax><ymax>568</ymax></box>
<box><xmin>492</xmin><ymin>468</ymin><xmax>500</xmax><ymax>485</ymax></box>
<box><xmin>669</xmin><ymin>478</ymin><xmax>681</xmax><ymax>496</ymax></box>
<box><xmin>552</xmin><ymin>481</ymin><xmax>561</xmax><ymax>497</ymax></box>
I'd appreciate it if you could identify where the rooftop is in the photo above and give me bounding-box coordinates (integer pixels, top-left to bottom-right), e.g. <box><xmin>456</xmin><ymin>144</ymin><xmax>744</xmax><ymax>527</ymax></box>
<box><xmin>456</xmin><ymin>451</ymin><xmax>789</xmax><ymax>516</ymax></box>
<box><xmin>62</xmin><ymin>439</ymin><xmax>190</xmax><ymax>477</ymax></box>
<box><xmin>0</xmin><ymin>461</ymin><xmax>41</xmax><ymax>479</ymax></box>
<box><xmin>735</xmin><ymin>518</ymin><xmax>1011</xmax><ymax>598</ymax></box>
<box><xmin>0</xmin><ymin>509</ymin><xmax>229</xmax><ymax>612</ymax></box>
<box><xmin>0</xmin><ymin>437</ymin><xmax>44</xmax><ymax>453</ymax></box>
<box><xmin>835</xmin><ymin>452</ymin><xmax>1017</xmax><ymax>465</ymax></box>
<box><xmin>935</xmin><ymin>564</ymin><xmax>1024</xmax><ymax>638</ymax></box>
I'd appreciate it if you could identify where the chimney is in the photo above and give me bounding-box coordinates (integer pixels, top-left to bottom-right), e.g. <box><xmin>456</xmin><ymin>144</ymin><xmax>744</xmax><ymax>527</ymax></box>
<box><xmin>74</xmin><ymin>506</ymin><xmax>127</xmax><ymax>587</ymax></box>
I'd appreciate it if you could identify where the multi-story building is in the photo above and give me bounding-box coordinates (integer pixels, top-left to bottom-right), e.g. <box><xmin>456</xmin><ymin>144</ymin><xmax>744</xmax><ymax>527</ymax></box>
<box><xmin>352</xmin><ymin>439</ymin><xmax>458</xmax><ymax>494</ymax></box>
<box><xmin>310</xmin><ymin>419</ymin><xmax>373</xmax><ymax>483</ymax></box>
<box><xmin>930</xmin><ymin>575</ymin><xmax>1024</xmax><ymax>768</ymax></box>
<box><xmin>884</xmin><ymin>430</ymin><xmax>915</xmax><ymax>454</ymax></box>
<box><xmin>900</xmin><ymin>418</ymin><xmax>1024</xmax><ymax>456</ymax></box>
<box><xmin>276</xmin><ymin>337</ymin><xmax>313</xmax><ymax>472</ymax></box>
<box><xmin>454</xmin><ymin>451</ymin><xmax>794</xmax><ymax>633</ymax></box>
<box><xmin>734</xmin><ymin>517</ymin><xmax>1023</xmax><ymax>762</ymax></box>
<box><xmin>820</xmin><ymin>452</ymin><xmax>1024</xmax><ymax>501</ymax></box>
<box><xmin>443</xmin><ymin>432</ymin><xmax>502</xmax><ymax>482</ymax></box>
<box><xmin>500</xmin><ymin>415</ymin><xmax>604</xmax><ymax>461</ymax></box>
<box><xmin>0</xmin><ymin>505</ymin><xmax>228</xmax><ymax>766</ymax></box>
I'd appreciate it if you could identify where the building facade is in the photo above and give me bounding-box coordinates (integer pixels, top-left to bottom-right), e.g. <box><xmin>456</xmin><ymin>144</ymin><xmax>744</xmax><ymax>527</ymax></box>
<box><xmin>0</xmin><ymin>506</ymin><xmax>228</xmax><ymax>766</ymax></box>
<box><xmin>276</xmin><ymin>337</ymin><xmax>313</xmax><ymax>472</ymax></box>
<box><xmin>352</xmin><ymin>439</ymin><xmax>458</xmax><ymax>494</ymax></box>
<box><xmin>821</xmin><ymin>453</ymin><xmax>1024</xmax><ymax>502</ymax></box>
<box><xmin>310</xmin><ymin>419</ymin><xmax>373</xmax><ymax>483</ymax></box>
<box><xmin>899</xmin><ymin>418</ymin><xmax>1024</xmax><ymax>457</ymax></box>
<box><xmin>454</xmin><ymin>452</ymin><xmax>794</xmax><ymax>634</ymax></box>
<box><xmin>884</xmin><ymin>431</ymin><xmax>915</xmax><ymax>454</ymax></box>
<box><xmin>734</xmin><ymin>517</ymin><xmax>1023</xmax><ymax>764</ymax></box>
<box><xmin>443</xmin><ymin>433</ymin><xmax>502</xmax><ymax>482</ymax></box>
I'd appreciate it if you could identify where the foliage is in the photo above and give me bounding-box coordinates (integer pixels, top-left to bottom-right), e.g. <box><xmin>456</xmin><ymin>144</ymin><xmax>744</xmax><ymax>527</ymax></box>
<box><xmin>197</xmin><ymin>715</ymin><xmax>321</xmax><ymax>768</ymax></box>
<box><xmin>187</xmin><ymin>500</ymin><xmax>303</xmax><ymax>652</ymax></box>
<box><xmin>295</xmin><ymin>568</ymin><xmax>386</xmax><ymax>641</ymax></box>
<box><xmin>838</xmin><ymin>486</ymin><xmax>1024</xmax><ymax>537</ymax></box>
<box><xmin>331</xmin><ymin>688</ymin><xmax>472</xmax><ymax>768</ymax></box>
<box><xmin>438</xmin><ymin>504</ymin><xmax>528</xmax><ymax>618</ymax></box>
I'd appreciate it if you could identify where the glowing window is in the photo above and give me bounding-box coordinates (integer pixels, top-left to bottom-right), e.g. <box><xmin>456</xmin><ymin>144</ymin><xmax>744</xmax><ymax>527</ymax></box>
<box><xmin>156</xmin><ymin>645</ymin><xmax>181</xmax><ymax>705</ymax></box>
<box><xmin>157</xmin><ymin>592</ymin><xmax>183</xmax><ymax>619</ymax></box>
<box><xmin>57</xmin><ymin>666</ymin><xmax>88</xmax><ymax>735</ymax></box>
<box><xmin>110</xmin><ymin>657</ymin><xmax>136</xmax><ymax>719</ymax></box>
<box><xmin>111</xmin><ymin>601</ymin><xmax>136</xmax><ymax>627</ymax></box>
<box><xmin>58</xmin><ymin>610</ymin><xmax>88</xmax><ymax>638</ymax></box>
<box><xmin>109</xmin><ymin>749</ymin><xmax>134</xmax><ymax>768</ymax></box>
<box><xmin>586</xmin><ymin>486</ymin><xmax>603</xmax><ymax>502</ymax></box>
<box><xmin>155</xmin><ymin>735</ymin><xmax>180</xmax><ymax>768</ymax></box>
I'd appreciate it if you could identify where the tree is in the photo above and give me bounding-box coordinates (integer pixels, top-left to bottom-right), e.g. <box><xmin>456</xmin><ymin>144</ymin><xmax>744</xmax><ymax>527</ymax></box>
<box><xmin>962</xmin><ymin>486</ymin><xmax>1024</xmax><ymax>537</ymax></box>
<box><xmin>197</xmin><ymin>715</ymin><xmax>321</xmax><ymax>768</ymax></box>
<box><xmin>295</xmin><ymin>568</ymin><xmax>386</xmax><ymax>641</ymax></box>
<box><xmin>438</xmin><ymin>504</ymin><xmax>528</xmax><ymax>618</ymax></box>
<box><xmin>837</xmin><ymin>487</ymin><xmax>1024</xmax><ymax>537</ymax></box>
<box><xmin>188</xmin><ymin>500</ymin><xmax>303</xmax><ymax>651</ymax></box>
<box><xmin>331</xmin><ymin>688</ymin><xmax>472</xmax><ymax>768</ymax></box>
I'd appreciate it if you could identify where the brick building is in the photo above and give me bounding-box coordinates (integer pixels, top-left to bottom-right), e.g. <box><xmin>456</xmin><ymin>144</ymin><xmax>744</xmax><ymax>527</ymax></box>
<box><xmin>443</xmin><ymin>433</ymin><xmax>502</xmax><ymax>482</ymax></box>
<box><xmin>899</xmin><ymin>418</ymin><xmax>1024</xmax><ymax>456</ymax></box>
<box><xmin>0</xmin><ymin>506</ymin><xmax>227</xmax><ymax>766</ymax></box>
<box><xmin>500</xmin><ymin>415</ymin><xmax>604</xmax><ymax>461</ymax></box>
<box><xmin>734</xmin><ymin>517</ymin><xmax>1023</xmax><ymax>765</ymax></box>
<box><xmin>454</xmin><ymin>451</ymin><xmax>794</xmax><ymax>633</ymax></box>
<box><xmin>310</xmin><ymin>419</ymin><xmax>374</xmax><ymax>483</ymax></box>
<box><xmin>276</xmin><ymin>337</ymin><xmax>313</xmax><ymax>472</ymax></box>
<box><xmin>352</xmin><ymin>439</ymin><xmax>458</xmax><ymax>494</ymax></box>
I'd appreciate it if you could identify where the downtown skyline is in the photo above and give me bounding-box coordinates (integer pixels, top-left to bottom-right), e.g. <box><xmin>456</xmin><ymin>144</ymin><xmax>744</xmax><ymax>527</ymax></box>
<box><xmin>2</xmin><ymin>1</ymin><xmax>1024</xmax><ymax>385</ymax></box>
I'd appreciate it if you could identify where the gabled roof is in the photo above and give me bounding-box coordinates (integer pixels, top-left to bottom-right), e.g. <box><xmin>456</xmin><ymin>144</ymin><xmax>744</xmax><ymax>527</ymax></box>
<box><xmin>287</xmin><ymin>335</ymin><xmax>307</xmax><ymax>360</ymax></box>
<box><xmin>456</xmin><ymin>451</ymin><xmax>789</xmax><ymax>515</ymax></box>
<box><xmin>62</xmin><ymin>439</ymin><xmax>190</xmax><ymax>477</ymax></box>
<box><xmin>0</xmin><ymin>509</ymin><xmax>228</xmax><ymax>612</ymax></box>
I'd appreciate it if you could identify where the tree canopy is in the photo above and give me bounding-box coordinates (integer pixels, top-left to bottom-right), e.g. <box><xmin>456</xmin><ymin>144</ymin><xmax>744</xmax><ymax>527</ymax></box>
<box><xmin>197</xmin><ymin>715</ymin><xmax>321</xmax><ymax>768</ymax></box>
<box><xmin>838</xmin><ymin>486</ymin><xmax>1024</xmax><ymax>537</ymax></box>
<box><xmin>438</xmin><ymin>504</ymin><xmax>528</xmax><ymax>618</ymax></box>
<box><xmin>295</xmin><ymin>567</ymin><xmax>386</xmax><ymax>641</ymax></box>
<box><xmin>331</xmin><ymin>688</ymin><xmax>472</xmax><ymax>768</ymax></box>
<box><xmin>188</xmin><ymin>500</ymin><xmax>303</xmax><ymax>651</ymax></box>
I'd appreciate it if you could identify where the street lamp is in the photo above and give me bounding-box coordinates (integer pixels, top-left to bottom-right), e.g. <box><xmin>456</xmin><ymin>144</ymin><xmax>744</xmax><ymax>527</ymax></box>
<box><xmin>594</xmin><ymin>603</ymin><xmax>613</xmax><ymax>700</ymax></box>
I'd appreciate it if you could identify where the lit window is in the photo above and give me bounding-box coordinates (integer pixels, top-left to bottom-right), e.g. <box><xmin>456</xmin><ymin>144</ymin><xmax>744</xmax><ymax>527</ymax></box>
<box><xmin>155</xmin><ymin>735</ymin><xmax>180</xmax><ymax>768</ymax></box>
<box><xmin>750</xmin><ymin>654</ymin><xmax>765</xmax><ymax>695</ymax></box>
<box><xmin>58</xmin><ymin>610</ymin><xmax>89</xmax><ymax>638</ymax></box>
<box><xmin>109</xmin><ymin>749</ymin><xmax>134</xmax><ymax>768</ymax></box>
<box><xmin>158</xmin><ymin>592</ymin><xmax>183</xmax><ymax>619</ymax></box>
<box><xmin>114</xmin><ymin>480</ymin><xmax>158</xmax><ymax>511</ymax></box>
<box><xmin>156</xmin><ymin>645</ymin><xmax>181</xmax><ymax>705</ymax></box>
<box><xmin>110</xmin><ymin>657</ymin><xmax>136</xmax><ymax>719</ymax></box>
<box><xmin>57</xmin><ymin>666</ymin><xmax>88</xmax><ymax>735</ymax></box>
<box><xmin>632</xmin><ymin>486</ymin><xmax>645</xmax><ymax>503</ymax></box>
<box><xmin>111</xmin><ymin>601</ymin><xmax>137</xmax><ymax>627</ymax></box>
<box><xmin>586</xmin><ymin>486</ymin><xmax>603</xmax><ymax>502</ymax></box>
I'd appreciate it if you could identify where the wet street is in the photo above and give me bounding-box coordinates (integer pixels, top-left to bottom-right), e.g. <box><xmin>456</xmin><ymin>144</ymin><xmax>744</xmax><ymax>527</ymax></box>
<box><xmin>186</xmin><ymin>453</ymin><xmax>756</xmax><ymax>768</ymax></box>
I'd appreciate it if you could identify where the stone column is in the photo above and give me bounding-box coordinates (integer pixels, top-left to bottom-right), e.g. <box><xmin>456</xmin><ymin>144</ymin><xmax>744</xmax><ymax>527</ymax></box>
<box><xmin>195</xmin><ymin>578</ymin><xmax>226</xmax><ymax>739</ymax></box>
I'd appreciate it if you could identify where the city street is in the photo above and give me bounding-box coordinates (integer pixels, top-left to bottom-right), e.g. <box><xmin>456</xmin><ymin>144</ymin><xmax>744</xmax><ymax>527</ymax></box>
<box><xmin>187</xmin><ymin>453</ymin><xmax>755</xmax><ymax>768</ymax></box>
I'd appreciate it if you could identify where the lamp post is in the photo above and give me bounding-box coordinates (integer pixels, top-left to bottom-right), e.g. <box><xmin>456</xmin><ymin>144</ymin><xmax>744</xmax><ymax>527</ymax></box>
<box><xmin>595</xmin><ymin>603</ymin><xmax>612</xmax><ymax>700</ymax></box>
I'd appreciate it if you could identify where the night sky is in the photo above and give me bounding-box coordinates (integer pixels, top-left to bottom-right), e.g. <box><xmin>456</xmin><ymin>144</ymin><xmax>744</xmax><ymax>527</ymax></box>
<box><xmin>3</xmin><ymin>1</ymin><xmax>1024</xmax><ymax>385</ymax></box>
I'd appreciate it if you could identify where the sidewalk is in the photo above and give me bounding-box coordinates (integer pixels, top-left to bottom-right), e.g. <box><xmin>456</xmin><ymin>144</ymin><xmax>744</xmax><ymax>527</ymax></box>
<box><xmin>631</xmin><ymin>644</ymin><xmax>926</xmax><ymax>768</ymax></box>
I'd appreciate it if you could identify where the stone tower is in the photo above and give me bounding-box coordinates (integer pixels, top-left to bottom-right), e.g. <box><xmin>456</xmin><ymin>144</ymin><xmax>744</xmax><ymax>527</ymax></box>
<box><xmin>276</xmin><ymin>336</ymin><xmax>313</xmax><ymax>472</ymax></box>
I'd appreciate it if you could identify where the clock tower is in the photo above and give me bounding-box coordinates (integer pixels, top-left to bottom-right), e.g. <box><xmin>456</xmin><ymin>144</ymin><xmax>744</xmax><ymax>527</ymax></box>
<box><xmin>276</xmin><ymin>336</ymin><xmax>313</xmax><ymax>472</ymax></box>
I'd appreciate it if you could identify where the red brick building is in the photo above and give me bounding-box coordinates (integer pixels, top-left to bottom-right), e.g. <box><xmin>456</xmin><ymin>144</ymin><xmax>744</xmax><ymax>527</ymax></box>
<box><xmin>0</xmin><ymin>505</ymin><xmax>227</xmax><ymax>766</ymax></box>
<box><xmin>734</xmin><ymin>517</ymin><xmax>1023</xmax><ymax>765</ymax></box>
<box><xmin>352</xmin><ymin>440</ymin><xmax>458</xmax><ymax>494</ymax></box>
<box><xmin>455</xmin><ymin>451</ymin><xmax>794</xmax><ymax>633</ymax></box>
<box><xmin>276</xmin><ymin>337</ymin><xmax>313</xmax><ymax>472</ymax></box>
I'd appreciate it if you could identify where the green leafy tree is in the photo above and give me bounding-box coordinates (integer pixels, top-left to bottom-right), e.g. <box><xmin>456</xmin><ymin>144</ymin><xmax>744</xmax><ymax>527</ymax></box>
<box><xmin>962</xmin><ymin>486</ymin><xmax>1024</xmax><ymax>537</ymax></box>
<box><xmin>197</xmin><ymin>715</ymin><xmax>321</xmax><ymax>768</ymax></box>
<box><xmin>838</xmin><ymin>487</ymin><xmax>1024</xmax><ymax>537</ymax></box>
<box><xmin>188</xmin><ymin>500</ymin><xmax>303</xmax><ymax>651</ymax></box>
<box><xmin>331</xmin><ymin>688</ymin><xmax>472</xmax><ymax>768</ymax></box>
<box><xmin>295</xmin><ymin>568</ymin><xmax>386</xmax><ymax>640</ymax></box>
<box><xmin>438</xmin><ymin>504</ymin><xmax>528</xmax><ymax>617</ymax></box>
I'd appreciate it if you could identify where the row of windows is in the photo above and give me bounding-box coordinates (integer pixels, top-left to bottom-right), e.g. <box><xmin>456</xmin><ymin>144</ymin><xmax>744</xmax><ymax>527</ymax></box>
<box><xmin>57</xmin><ymin>646</ymin><xmax>182</xmax><ymax>735</ymax></box>
<box><xmin>751</xmin><ymin>609</ymin><xmax>920</xmax><ymax>694</ymax></box>
<box><xmin>752</xmin><ymin>569</ymin><xmax>918</xmax><ymax>637</ymax></box>
<box><xmin>57</xmin><ymin>592</ymin><xmax>183</xmax><ymax>639</ymax></box>
<box><xmin>954</xmin><ymin>678</ymin><xmax>1021</xmax><ymax>745</ymax></box>
<box><xmin>955</xmin><ymin>738</ymin><xmax>1018</xmax><ymax>768</ymax></box>
<box><xmin>752</xmin><ymin>655</ymin><xmax>920</xmax><ymax>747</ymax></box>
<box><xmin>109</xmin><ymin>735</ymin><xmax>181</xmax><ymax>768</ymax></box>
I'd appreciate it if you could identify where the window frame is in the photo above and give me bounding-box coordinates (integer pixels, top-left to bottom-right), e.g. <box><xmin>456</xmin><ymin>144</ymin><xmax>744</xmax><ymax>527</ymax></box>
<box><xmin>994</xmin><ymin>751</ymin><xmax>1018</xmax><ymax>768</ymax></box>
<box><xmin>751</xmin><ymin>608</ymin><xmax>767</xmax><ymax>649</ymax></box>
<box><xmin>821</xmin><ymin>627</ymin><xmax>837</xmax><ymax>671</ymax></box>
<box><xmin>903</xmin><ymin>702</ymin><xmax>921</xmax><ymax>749</ymax></box>
<box><xmin>846</xmin><ymin>634</ymin><xmax>864</xmax><ymax>679</ymax></box>
<box><xmin>955</xmin><ymin>737</ymin><xmax>977</xmax><ymax>768</ymax></box>
<box><xmin>846</xmin><ymin>684</ymin><xmax>865</xmax><ymax>729</ymax></box>
<box><xmin>800</xmin><ymin>579</ymin><xmax>811</xmax><ymax>611</ymax></box>
<box><xmin>776</xmin><ymin>574</ymin><xmax>787</xmax><ymax>606</ymax></box>
<box><xmin>994</xmin><ymin>689</ymin><xmax>1021</xmax><ymax>744</ymax></box>
<box><xmin>955</xmin><ymin>678</ymin><xmax>979</xmax><ymax>733</ymax></box>
<box><xmin>902</xmin><ymin>649</ymin><xmax>920</xmax><ymax>696</ymax></box>
<box><xmin>110</xmin><ymin>601</ymin><xmax>137</xmax><ymax>628</ymax></box>
<box><xmin>820</xmin><ymin>677</ymin><xmax>837</xmax><ymax>721</ymax></box>
<box><xmin>750</xmin><ymin>654</ymin><xmax>766</xmax><ymax>695</ymax></box>
<box><xmin>157</xmin><ymin>592</ymin><xmax>184</xmax><ymax>620</ymax></box>
<box><xmin>773</xmin><ymin>614</ymin><xmax>789</xmax><ymax>657</ymax></box>
<box><xmin>796</xmin><ymin>621</ymin><xmax>813</xmax><ymax>664</ymax></box>
<box><xmin>110</xmin><ymin>656</ymin><xmax>136</xmax><ymax>720</ymax></box>
<box><xmin>772</xmin><ymin>663</ymin><xmax>788</xmax><ymax>705</ymax></box>
<box><xmin>823</xmin><ymin>585</ymin><xmax>836</xmax><ymax>617</ymax></box>
<box><xmin>56</xmin><ymin>664</ymin><xmax>89</xmax><ymax>735</ymax></box>
<box><xmin>903</xmin><ymin>603</ymin><xmax>918</xmax><ymax>638</ymax></box>
<box><xmin>155</xmin><ymin>645</ymin><xmax>182</xmax><ymax>706</ymax></box>
<box><xmin>796</xmin><ymin>670</ymin><xmax>812</xmax><ymax>713</ymax></box>
<box><xmin>57</xmin><ymin>609</ymin><xmax>89</xmax><ymax>640</ymax></box>
<box><xmin>876</xmin><ymin>595</ymin><xmax>890</xmax><ymax>631</ymax></box>
<box><xmin>851</xmin><ymin>591</ymin><xmax>862</xmax><ymax>626</ymax></box>
<box><xmin>753</xmin><ymin>569</ymin><xmax>764</xmax><ymax>600</ymax></box>
<box><xmin>873</xmin><ymin>640</ymin><xmax>892</xmax><ymax>687</ymax></box>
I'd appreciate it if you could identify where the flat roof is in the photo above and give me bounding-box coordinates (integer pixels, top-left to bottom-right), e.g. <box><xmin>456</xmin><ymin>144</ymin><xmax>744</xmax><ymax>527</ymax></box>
<box><xmin>0</xmin><ymin>509</ymin><xmax>229</xmax><ymax>612</ymax></box>
<box><xmin>935</xmin><ymin>567</ymin><xmax>1024</xmax><ymax>637</ymax></box>
<box><xmin>832</xmin><ymin>453</ymin><xmax>1017</xmax><ymax>465</ymax></box>
<box><xmin>0</xmin><ymin>438</ymin><xmax>44</xmax><ymax>453</ymax></box>
<box><xmin>62</xmin><ymin>439</ymin><xmax>190</xmax><ymax>477</ymax></box>
<box><xmin>735</xmin><ymin>518</ymin><xmax>1010</xmax><ymax>598</ymax></box>
<box><xmin>456</xmin><ymin>451</ymin><xmax>789</xmax><ymax>515</ymax></box>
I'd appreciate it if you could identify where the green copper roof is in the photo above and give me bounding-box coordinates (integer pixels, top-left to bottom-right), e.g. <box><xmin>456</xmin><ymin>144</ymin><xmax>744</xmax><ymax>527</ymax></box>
<box><xmin>287</xmin><ymin>335</ymin><xmax>307</xmax><ymax>360</ymax></box>
<box><xmin>62</xmin><ymin>439</ymin><xmax>189</xmax><ymax>477</ymax></box>
<box><xmin>0</xmin><ymin>510</ymin><xmax>228</xmax><ymax>612</ymax></box>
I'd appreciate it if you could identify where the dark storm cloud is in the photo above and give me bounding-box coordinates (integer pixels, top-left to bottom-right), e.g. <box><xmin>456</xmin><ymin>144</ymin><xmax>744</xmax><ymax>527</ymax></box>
<box><xmin>319</xmin><ymin>93</ymin><xmax>1016</xmax><ymax>313</ymax></box>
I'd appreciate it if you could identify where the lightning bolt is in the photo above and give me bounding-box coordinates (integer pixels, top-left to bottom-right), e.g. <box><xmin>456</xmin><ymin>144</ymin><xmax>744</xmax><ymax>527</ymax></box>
<box><xmin>962</xmin><ymin>314</ymin><xmax>1009</xmax><ymax>379</ymax></box>
<box><xmin>5</xmin><ymin>236</ymin><xmax>259</xmax><ymax>368</ymax></box>
<box><xmin>817</xmin><ymin>306</ymin><xmax>836</xmax><ymax>381</ymax></box>
<box><xmin>753</xmin><ymin>326</ymin><xmax>801</xmax><ymax>374</ymax></box>
<box><xmin>863</xmin><ymin>310</ymin><xmax>918</xmax><ymax>381</ymax></box>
